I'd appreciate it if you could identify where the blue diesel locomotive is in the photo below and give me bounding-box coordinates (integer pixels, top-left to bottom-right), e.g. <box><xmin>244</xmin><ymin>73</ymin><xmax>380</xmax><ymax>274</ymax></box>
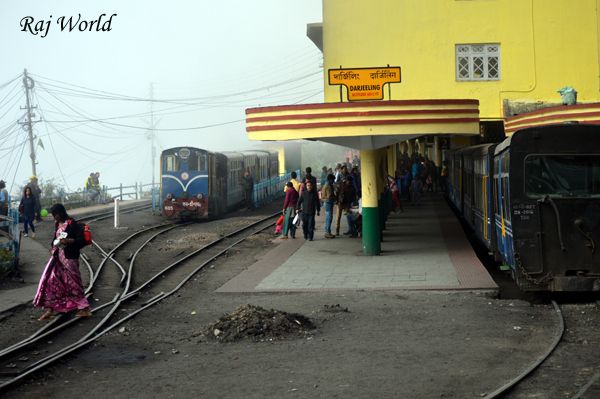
<box><xmin>447</xmin><ymin>124</ymin><xmax>600</xmax><ymax>291</ymax></box>
<box><xmin>160</xmin><ymin>147</ymin><xmax>281</xmax><ymax>219</ymax></box>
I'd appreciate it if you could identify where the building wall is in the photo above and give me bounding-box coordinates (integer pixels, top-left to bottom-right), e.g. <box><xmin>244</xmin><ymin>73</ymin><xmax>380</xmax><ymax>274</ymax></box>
<box><xmin>322</xmin><ymin>0</ymin><xmax>600</xmax><ymax>119</ymax></box>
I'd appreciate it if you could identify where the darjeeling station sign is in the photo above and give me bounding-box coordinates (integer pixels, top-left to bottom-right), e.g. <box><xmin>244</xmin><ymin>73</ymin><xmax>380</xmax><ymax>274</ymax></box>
<box><xmin>328</xmin><ymin>66</ymin><xmax>401</xmax><ymax>101</ymax></box>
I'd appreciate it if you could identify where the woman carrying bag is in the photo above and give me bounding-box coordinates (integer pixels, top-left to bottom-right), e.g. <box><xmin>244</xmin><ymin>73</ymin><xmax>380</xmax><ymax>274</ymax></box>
<box><xmin>33</xmin><ymin>204</ymin><xmax>92</xmax><ymax>320</ymax></box>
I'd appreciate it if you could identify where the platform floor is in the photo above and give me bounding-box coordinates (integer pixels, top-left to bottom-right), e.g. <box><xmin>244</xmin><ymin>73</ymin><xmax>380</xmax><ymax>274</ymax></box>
<box><xmin>217</xmin><ymin>193</ymin><xmax>498</xmax><ymax>293</ymax></box>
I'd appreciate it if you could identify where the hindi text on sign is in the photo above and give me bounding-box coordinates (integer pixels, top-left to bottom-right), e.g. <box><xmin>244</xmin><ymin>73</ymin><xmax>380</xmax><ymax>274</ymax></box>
<box><xmin>328</xmin><ymin>66</ymin><xmax>401</xmax><ymax>101</ymax></box>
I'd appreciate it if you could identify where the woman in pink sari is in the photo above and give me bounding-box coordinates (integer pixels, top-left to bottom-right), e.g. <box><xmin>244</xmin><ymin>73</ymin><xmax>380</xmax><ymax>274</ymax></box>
<box><xmin>34</xmin><ymin>204</ymin><xmax>92</xmax><ymax>320</ymax></box>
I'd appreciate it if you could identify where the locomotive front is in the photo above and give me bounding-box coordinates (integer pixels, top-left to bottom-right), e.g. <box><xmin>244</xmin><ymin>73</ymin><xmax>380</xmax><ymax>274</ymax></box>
<box><xmin>160</xmin><ymin>147</ymin><xmax>209</xmax><ymax>219</ymax></box>
<box><xmin>508</xmin><ymin>126</ymin><xmax>600</xmax><ymax>291</ymax></box>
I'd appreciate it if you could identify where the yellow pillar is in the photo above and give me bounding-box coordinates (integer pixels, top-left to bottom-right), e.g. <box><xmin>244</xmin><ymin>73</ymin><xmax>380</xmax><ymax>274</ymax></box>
<box><xmin>278</xmin><ymin>147</ymin><xmax>286</xmax><ymax>175</ymax></box>
<box><xmin>360</xmin><ymin>149</ymin><xmax>381</xmax><ymax>255</ymax></box>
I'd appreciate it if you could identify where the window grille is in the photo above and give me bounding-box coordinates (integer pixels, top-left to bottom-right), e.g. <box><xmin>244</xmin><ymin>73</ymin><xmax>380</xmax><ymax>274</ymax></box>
<box><xmin>456</xmin><ymin>44</ymin><xmax>500</xmax><ymax>81</ymax></box>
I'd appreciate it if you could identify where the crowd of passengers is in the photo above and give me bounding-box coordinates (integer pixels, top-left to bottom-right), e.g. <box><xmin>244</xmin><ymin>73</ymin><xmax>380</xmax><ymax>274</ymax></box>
<box><xmin>395</xmin><ymin>153</ymin><xmax>446</xmax><ymax>205</ymax></box>
<box><xmin>278</xmin><ymin>153</ymin><xmax>447</xmax><ymax>242</ymax></box>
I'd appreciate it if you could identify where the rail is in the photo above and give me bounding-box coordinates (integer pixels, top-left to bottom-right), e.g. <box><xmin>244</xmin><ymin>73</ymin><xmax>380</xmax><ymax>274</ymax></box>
<box><xmin>0</xmin><ymin>212</ymin><xmax>280</xmax><ymax>391</ymax></box>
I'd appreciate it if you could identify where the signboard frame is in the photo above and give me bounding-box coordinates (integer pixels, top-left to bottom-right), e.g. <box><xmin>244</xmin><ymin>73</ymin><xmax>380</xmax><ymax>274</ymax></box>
<box><xmin>328</xmin><ymin>66</ymin><xmax>401</xmax><ymax>102</ymax></box>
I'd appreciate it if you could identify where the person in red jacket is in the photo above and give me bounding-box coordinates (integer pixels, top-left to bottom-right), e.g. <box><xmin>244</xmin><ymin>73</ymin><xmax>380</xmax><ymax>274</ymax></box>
<box><xmin>281</xmin><ymin>182</ymin><xmax>299</xmax><ymax>239</ymax></box>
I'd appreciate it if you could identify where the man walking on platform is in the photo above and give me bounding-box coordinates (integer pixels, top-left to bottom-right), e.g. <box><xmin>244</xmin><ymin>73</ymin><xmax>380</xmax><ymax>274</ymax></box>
<box><xmin>296</xmin><ymin>180</ymin><xmax>320</xmax><ymax>241</ymax></box>
<box><xmin>321</xmin><ymin>174</ymin><xmax>336</xmax><ymax>239</ymax></box>
<box><xmin>303</xmin><ymin>166</ymin><xmax>317</xmax><ymax>188</ymax></box>
<box><xmin>335</xmin><ymin>176</ymin><xmax>356</xmax><ymax>236</ymax></box>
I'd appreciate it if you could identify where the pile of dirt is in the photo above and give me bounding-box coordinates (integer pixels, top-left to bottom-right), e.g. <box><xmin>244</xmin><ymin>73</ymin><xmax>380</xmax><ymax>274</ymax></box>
<box><xmin>204</xmin><ymin>304</ymin><xmax>315</xmax><ymax>342</ymax></box>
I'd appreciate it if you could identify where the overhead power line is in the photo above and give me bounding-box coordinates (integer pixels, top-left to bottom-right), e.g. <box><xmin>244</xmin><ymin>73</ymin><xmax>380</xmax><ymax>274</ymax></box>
<box><xmin>8</xmin><ymin>139</ymin><xmax>27</xmax><ymax>194</ymax></box>
<box><xmin>36</xmin><ymin>75</ymin><xmax>323</xmax><ymax>132</ymax></box>
<box><xmin>0</xmin><ymin>74</ymin><xmax>22</xmax><ymax>91</ymax></box>
<box><xmin>0</xmin><ymin>81</ymin><xmax>22</xmax><ymax>110</ymax></box>
<box><xmin>31</xmin><ymin>70</ymin><xmax>322</xmax><ymax>104</ymax></box>
<box><xmin>36</xmin><ymin>73</ymin><xmax>323</xmax><ymax>124</ymax></box>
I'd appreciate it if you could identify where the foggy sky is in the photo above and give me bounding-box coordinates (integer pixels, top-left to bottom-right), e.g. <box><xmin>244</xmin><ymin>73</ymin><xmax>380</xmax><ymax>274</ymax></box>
<box><xmin>0</xmin><ymin>0</ymin><xmax>323</xmax><ymax>195</ymax></box>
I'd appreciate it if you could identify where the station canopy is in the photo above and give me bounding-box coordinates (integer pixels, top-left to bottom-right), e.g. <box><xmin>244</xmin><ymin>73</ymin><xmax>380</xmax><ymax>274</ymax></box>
<box><xmin>246</xmin><ymin>99</ymin><xmax>481</xmax><ymax>150</ymax></box>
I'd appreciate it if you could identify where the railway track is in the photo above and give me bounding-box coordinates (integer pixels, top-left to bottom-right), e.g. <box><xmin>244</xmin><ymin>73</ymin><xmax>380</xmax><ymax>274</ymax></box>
<box><xmin>571</xmin><ymin>369</ymin><xmax>600</xmax><ymax>399</ymax></box>
<box><xmin>481</xmin><ymin>300</ymin><xmax>564</xmax><ymax>398</ymax></box>
<box><xmin>0</xmin><ymin>211</ymin><xmax>279</xmax><ymax>392</ymax></box>
<box><xmin>76</xmin><ymin>202</ymin><xmax>153</xmax><ymax>224</ymax></box>
<box><xmin>482</xmin><ymin>300</ymin><xmax>600</xmax><ymax>399</ymax></box>
<box><xmin>0</xmin><ymin>222</ymin><xmax>176</xmax><ymax>380</ymax></box>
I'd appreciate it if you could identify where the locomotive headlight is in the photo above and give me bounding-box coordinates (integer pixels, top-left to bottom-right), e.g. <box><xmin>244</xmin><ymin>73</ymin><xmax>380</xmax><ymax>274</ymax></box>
<box><xmin>197</xmin><ymin>193</ymin><xmax>204</xmax><ymax>200</ymax></box>
<box><xmin>166</xmin><ymin>193</ymin><xmax>172</xmax><ymax>200</ymax></box>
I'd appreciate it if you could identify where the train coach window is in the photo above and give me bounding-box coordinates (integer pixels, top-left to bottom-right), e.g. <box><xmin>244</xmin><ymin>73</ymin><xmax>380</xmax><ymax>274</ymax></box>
<box><xmin>165</xmin><ymin>155</ymin><xmax>179</xmax><ymax>172</ymax></box>
<box><xmin>525</xmin><ymin>155</ymin><xmax>600</xmax><ymax>198</ymax></box>
<box><xmin>187</xmin><ymin>152</ymin><xmax>207</xmax><ymax>172</ymax></box>
<box><xmin>474</xmin><ymin>175</ymin><xmax>482</xmax><ymax>209</ymax></box>
<box><xmin>493</xmin><ymin>178</ymin><xmax>500</xmax><ymax>216</ymax></box>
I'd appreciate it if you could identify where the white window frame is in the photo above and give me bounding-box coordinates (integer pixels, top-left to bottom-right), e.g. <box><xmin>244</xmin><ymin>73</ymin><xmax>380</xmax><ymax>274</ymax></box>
<box><xmin>456</xmin><ymin>44</ymin><xmax>500</xmax><ymax>81</ymax></box>
<box><xmin>165</xmin><ymin>155</ymin><xmax>178</xmax><ymax>172</ymax></box>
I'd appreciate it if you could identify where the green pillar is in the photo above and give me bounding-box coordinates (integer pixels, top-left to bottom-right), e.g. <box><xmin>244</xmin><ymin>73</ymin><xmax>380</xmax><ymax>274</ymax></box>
<box><xmin>360</xmin><ymin>149</ymin><xmax>381</xmax><ymax>255</ymax></box>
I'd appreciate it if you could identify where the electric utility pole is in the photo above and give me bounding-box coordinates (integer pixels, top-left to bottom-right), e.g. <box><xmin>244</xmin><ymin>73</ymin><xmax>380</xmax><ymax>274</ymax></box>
<box><xmin>20</xmin><ymin>69</ymin><xmax>40</xmax><ymax>177</ymax></box>
<box><xmin>149</xmin><ymin>83</ymin><xmax>156</xmax><ymax>191</ymax></box>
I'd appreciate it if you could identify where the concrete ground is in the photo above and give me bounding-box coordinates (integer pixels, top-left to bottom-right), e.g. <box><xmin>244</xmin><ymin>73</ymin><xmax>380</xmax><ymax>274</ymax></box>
<box><xmin>219</xmin><ymin>194</ymin><xmax>497</xmax><ymax>293</ymax></box>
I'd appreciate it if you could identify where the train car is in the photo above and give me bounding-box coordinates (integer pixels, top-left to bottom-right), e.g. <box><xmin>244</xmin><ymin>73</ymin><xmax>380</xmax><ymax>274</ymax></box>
<box><xmin>160</xmin><ymin>147</ymin><xmax>210</xmax><ymax>218</ymax></box>
<box><xmin>448</xmin><ymin>124</ymin><xmax>600</xmax><ymax>291</ymax></box>
<box><xmin>445</xmin><ymin>147</ymin><xmax>463</xmax><ymax>212</ymax></box>
<box><xmin>494</xmin><ymin>124</ymin><xmax>600</xmax><ymax>291</ymax></box>
<box><xmin>447</xmin><ymin>144</ymin><xmax>497</xmax><ymax>252</ymax></box>
<box><xmin>161</xmin><ymin>147</ymin><xmax>282</xmax><ymax>220</ymax></box>
<box><xmin>492</xmin><ymin>138</ymin><xmax>515</xmax><ymax>274</ymax></box>
<box><xmin>471</xmin><ymin>144</ymin><xmax>497</xmax><ymax>253</ymax></box>
<box><xmin>460</xmin><ymin>146</ymin><xmax>476</xmax><ymax>229</ymax></box>
<box><xmin>242</xmin><ymin>150</ymin><xmax>271</xmax><ymax>205</ymax></box>
<box><xmin>267</xmin><ymin>150</ymin><xmax>280</xmax><ymax>197</ymax></box>
<box><xmin>222</xmin><ymin>152</ymin><xmax>245</xmax><ymax>210</ymax></box>
<box><xmin>208</xmin><ymin>152</ymin><xmax>228</xmax><ymax>217</ymax></box>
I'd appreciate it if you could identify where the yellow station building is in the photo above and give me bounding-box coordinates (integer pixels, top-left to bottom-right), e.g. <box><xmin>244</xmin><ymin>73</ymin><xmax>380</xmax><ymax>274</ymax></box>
<box><xmin>247</xmin><ymin>0</ymin><xmax>600</xmax><ymax>255</ymax></box>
